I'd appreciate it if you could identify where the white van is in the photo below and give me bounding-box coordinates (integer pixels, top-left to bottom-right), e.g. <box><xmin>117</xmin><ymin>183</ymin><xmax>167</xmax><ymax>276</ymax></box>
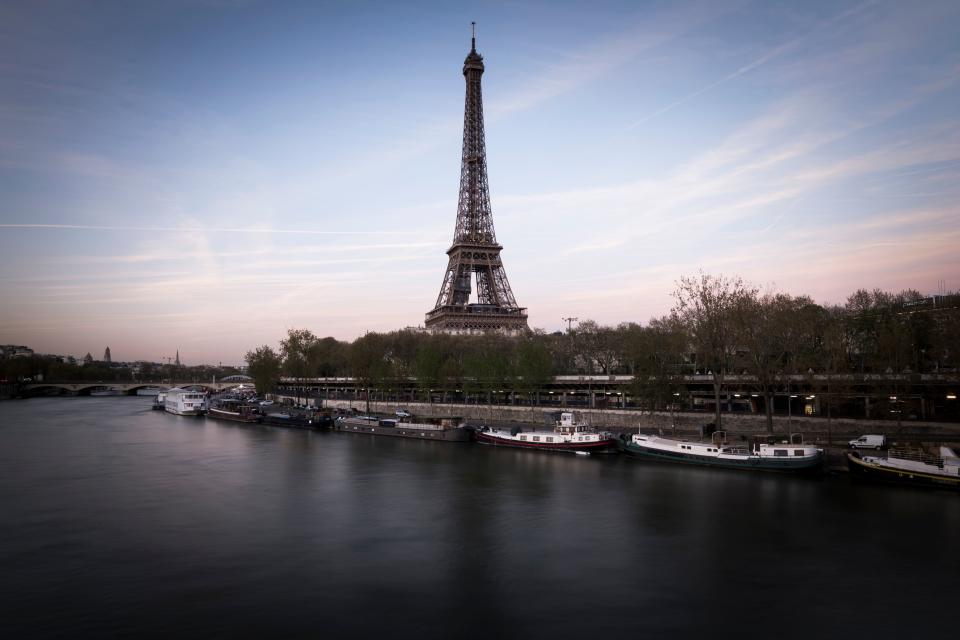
<box><xmin>849</xmin><ymin>434</ymin><xmax>886</xmax><ymax>450</ymax></box>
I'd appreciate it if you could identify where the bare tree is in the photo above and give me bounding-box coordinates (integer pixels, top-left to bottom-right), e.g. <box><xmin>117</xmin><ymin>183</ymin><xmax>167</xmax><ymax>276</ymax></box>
<box><xmin>672</xmin><ymin>273</ymin><xmax>756</xmax><ymax>430</ymax></box>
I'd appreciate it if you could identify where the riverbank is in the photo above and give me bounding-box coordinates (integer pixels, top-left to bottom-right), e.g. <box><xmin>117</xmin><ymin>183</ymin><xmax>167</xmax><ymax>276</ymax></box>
<box><xmin>281</xmin><ymin>396</ymin><xmax>960</xmax><ymax>443</ymax></box>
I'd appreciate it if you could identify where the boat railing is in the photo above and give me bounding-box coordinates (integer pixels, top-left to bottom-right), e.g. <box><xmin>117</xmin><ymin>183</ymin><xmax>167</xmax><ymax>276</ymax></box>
<box><xmin>722</xmin><ymin>446</ymin><xmax>750</xmax><ymax>455</ymax></box>
<box><xmin>888</xmin><ymin>448</ymin><xmax>943</xmax><ymax>467</ymax></box>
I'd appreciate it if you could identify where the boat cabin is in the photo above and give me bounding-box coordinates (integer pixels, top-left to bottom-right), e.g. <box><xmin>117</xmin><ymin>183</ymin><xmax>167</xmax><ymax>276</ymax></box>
<box><xmin>753</xmin><ymin>434</ymin><xmax>820</xmax><ymax>458</ymax></box>
<box><xmin>554</xmin><ymin>412</ymin><xmax>590</xmax><ymax>435</ymax></box>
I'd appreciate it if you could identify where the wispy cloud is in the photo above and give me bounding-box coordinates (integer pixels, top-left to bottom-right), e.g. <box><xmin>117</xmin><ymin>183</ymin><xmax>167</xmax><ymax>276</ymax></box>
<box><xmin>0</xmin><ymin>223</ymin><xmax>428</xmax><ymax>235</ymax></box>
<box><xmin>490</xmin><ymin>1</ymin><xmax>745</xmax><ymax>116</ymax></box>
<box><xmin>2</xmin><ymin>1</ymin><xmax>958</xmax><ymax>358</ymax></box>
<box><xmin>628</xmin><ymin>1</ymin><xmax>877</xmax><ymax>128</ymax></box>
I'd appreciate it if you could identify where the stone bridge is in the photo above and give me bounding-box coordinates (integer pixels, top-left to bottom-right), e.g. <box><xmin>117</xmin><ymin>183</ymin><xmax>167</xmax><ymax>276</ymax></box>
<box><xmin>20</xmin><ymin>382</ymin><xmax>248</xmax><ymax>396</ymax></box>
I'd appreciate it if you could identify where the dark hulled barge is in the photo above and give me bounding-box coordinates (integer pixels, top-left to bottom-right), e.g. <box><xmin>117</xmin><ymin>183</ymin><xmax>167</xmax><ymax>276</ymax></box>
<box><xmin>206</xmin><ymin>398</ymin><xmax>262</xmax><ymax>423</ymax></box>
<box><xmin>262</xmin><ymin>409</ymin><xmax>333</xmax><ymax>430</ymax></box>
<box><xmin>334</xmin><ymin>415</ymin><xmax>472</xmax><ymax>442</ymax></box>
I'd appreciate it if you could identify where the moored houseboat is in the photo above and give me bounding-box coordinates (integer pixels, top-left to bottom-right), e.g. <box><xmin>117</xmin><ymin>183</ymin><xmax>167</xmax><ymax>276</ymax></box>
<box><xmin>164</xmin><ymin>388</ymin><xmax>206</xmax><ymax>416</ymax></box>
<box><xmin>619</xmin><ymin>430</ymin><xmax>823</xmax><ymax>473</ymax></box>
<box><xmin>151</xmin><ymin>388</ymin><xmax>168</xmax><ymax>410</ymax></box>
<box><xmin>262</xmin><ymin>409</ymin><xmax>333</xmax><ymax>429</ymax></box>
<box><xmin>136</xmin><ymin>386</ymin><xmax>163</xmax><ymax>397</ymax></box>
<box><xmin>847</xmin><ymin>447</ymin><xmax>960</xmax><ymax>490</ymax></box>
<box><xmin>206</xmin><ymin>398</ymin><xmax>262</xmax><ymax>423</ymax></box>
<box><xmin>334</xmin><ymin>414</ymin><xmax>471</xmax><ymax>442</ymax></box>
<box><xmin>474</xmin><ymin>412</ymin><xmax>617</xmax><ymax>454</ymax></box>
<box><xmin>90</xmin><ymin>387</ymin><xmax>123</xmax><ymax>397</ymax></box>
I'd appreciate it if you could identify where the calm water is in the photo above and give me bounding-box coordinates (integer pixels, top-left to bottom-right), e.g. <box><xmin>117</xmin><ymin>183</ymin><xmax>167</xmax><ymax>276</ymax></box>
<box><xmin>1</xmin><ymin>398</ymin><xmax>956</xmax><ymax>639</ymax></box>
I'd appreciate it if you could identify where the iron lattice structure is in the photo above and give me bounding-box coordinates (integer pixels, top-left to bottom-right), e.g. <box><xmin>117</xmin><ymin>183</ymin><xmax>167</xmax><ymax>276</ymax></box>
<box><xmin>425</xmin><ymin>29</ymin><xmax>528</xmax><ymax>335</ymax></box>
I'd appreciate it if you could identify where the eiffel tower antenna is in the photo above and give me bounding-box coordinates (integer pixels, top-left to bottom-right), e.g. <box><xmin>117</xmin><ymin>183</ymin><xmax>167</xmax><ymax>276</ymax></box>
<box><xmin>425</xmin><ymin>25</ymin><xmax>529</xmax><ymax>335</ymax></box>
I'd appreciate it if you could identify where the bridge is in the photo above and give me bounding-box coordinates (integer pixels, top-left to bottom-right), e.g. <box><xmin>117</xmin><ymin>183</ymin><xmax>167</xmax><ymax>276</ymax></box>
<box><xmin>19</xmin><ymin>381</ymin><xmax>250</xmax><ymax>396</ymax></box>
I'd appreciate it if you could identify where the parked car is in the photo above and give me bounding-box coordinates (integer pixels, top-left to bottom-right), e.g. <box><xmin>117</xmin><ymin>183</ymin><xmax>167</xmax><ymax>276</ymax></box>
<box><xmin>849</xmin><ymin>434</ymin><xmax>886</xmax><ymax>450</ymax></box>
<box><xmin>395</xmin><ymin>409</ymin><xmax>412</xmax><ymax>418</ymax></box>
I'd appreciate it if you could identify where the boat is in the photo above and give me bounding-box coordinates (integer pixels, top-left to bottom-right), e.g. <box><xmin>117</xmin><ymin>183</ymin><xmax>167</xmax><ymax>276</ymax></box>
<box><xmin>334</xmin><ymin>414</ymin><xmax>471</xmax><ymax>442</ymax></box>
<box><xmin>164</xmin><ymin>388</ymin><xmax>206</xmax><ymax>416</ymax></box>
<box><xmin>474</xmin><ymin>412</ymin><xmax>618</xmax><ymax>453</ymax></box>
<box><xmin>618</xmin><ymin>430</ymin><xmax>824</xmax><ymax>473</ymax></box>
<box><xmin>136</xmin><ymin>386</ymin><xmax>162</xmax><ymax>396</ymax></box>
<box><xmin>151</xmin><ymin>388</ymin><xmax>168</xmax><ymax>410</ymax></box>
<box><xmin>90</xmin><ymin>387</ymin><xmax>123</xmax><ymax>397</ymax></box>
<box><xmin>262</xmin><ymin>409</ymin><xmax>333</xmax><ymax>430</ymax></box>
<box><xmin>847</xmin><ymin>446</ymin><xmax>960</xmax><ymax>490</ymax></box>
<box><xmin>206</xmin><ymin>397</ymin><xmax>262</xmax><ymax>423</ymax></box>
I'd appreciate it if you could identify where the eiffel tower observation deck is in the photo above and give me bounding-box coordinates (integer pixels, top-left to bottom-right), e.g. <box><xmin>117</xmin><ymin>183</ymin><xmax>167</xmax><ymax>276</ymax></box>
<box><xmin>425</xmin><ymin>25</ymin><xmax>529</xmax><ymax>335</ymax></box>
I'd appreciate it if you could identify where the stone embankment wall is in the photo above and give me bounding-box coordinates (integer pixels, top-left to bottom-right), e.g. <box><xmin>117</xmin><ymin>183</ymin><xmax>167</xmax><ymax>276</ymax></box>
<box><xmin>274</xmin><ymin>396</ymin><xmax>960</xmax><ymax>443</ymax></box>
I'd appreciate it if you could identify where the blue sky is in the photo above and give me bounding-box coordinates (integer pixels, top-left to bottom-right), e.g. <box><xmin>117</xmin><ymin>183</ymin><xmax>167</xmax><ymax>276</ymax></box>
<box><xmin>1</xmin><ymin>0</ymin><xmax>958</xmax><ymax>364</ymax></box>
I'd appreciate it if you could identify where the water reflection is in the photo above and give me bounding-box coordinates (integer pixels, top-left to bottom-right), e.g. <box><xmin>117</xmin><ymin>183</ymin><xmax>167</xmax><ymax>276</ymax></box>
<box><xmin>0</xmin><ymin>398</ymin><xmax>956</xmax><ymax>638</ymax></box>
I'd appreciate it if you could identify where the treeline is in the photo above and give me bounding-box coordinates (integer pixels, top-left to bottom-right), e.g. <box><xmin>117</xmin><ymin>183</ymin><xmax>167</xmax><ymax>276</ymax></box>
<box><xmin>246</xmin><ymin>274</ymin><xmax>960</xmax><ymax>430</ymax></box>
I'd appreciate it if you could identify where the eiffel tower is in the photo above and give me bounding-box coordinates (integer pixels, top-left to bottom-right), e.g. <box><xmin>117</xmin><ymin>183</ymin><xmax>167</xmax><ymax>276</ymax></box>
<box><xmin>425</xmin><ymin>25</ymin><xmax>529</xmax><ymax>335</ymax></box>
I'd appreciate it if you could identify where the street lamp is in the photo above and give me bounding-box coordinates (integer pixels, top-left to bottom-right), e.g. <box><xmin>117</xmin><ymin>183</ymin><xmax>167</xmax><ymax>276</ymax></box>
<box><xmin>890</xmin><ymin>395</ymin><xmax>902</xmax><ymax>428</ymax></box>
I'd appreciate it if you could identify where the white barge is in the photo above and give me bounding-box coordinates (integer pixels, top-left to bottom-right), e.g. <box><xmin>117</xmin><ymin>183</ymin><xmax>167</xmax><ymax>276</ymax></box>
<box><xmin>164</xmin><ymin>388</ymin><xmax>206</xmax><ymax>416</ymax></box>
<box><xmin>847</xmin><ymin>447</ymin><xmax>960</xmax><ymax>490</ymax></box>
<box><xmin>619</xmin><ymin>431</ymin><xmax>824</xmax><ymax>473</ymax></box>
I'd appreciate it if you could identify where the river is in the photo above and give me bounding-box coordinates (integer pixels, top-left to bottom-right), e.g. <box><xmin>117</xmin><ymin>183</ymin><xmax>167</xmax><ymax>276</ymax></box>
<box><xmin>0</xmin><ymin>397</ymin><xmax>956</xmax><ymax>639</ymax></box>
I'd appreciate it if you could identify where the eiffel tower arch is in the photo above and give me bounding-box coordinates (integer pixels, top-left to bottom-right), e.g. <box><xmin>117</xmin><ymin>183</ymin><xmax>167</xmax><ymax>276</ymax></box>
<box><xmin>425</xmin><ymin>26</ymin><xmax>529</xmax><ymax>335</ymax></box>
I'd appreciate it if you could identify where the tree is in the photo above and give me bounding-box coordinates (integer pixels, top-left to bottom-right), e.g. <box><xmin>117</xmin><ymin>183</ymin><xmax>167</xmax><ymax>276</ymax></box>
<box><xmin>516</xmin><ymin>336</ymin><xmax>554</xmax><ymax>405</ymax></box>
<box><xmin>736</xmin><ymin>292</ymin><xmax>820</xmax><ymax>432</ymax></box>
<box><xmin>280</xmin><ymin>328</ymin><xmax>318</xmax><ymax>404</ymax></box>
<box><xmin>307</xmin><ymin>337</ymin><xmax>349</xmax><ymax>377</ymax></box>
<box><xmin>570</xmin><ymin>320</ymin><xmax>619</xmax><ymax>373</ymax></box>
<box><xmin>809</xmin><ymin>304</ymin><xmax>854</xmax><ymax>443</ymax></box>
<box><xmin>623</xmin><ymin>317</ymin><xmax>687</xmax><ymax>423</ymax></box>
<box><xmin>350</xmin><ymin>332</ymin><xmax>389</xmax><ymax>412</ymax></box>
<box><xmin>414</xmin><ymin>337</ymin><xmax>443</xmax><ymax>402</ymax></box>
<box><xmin>245</xmin><ymin>346</ymin><xmax>281</xmax><ymax>395</ymax></box>
<box><xmin>672</xmin><ymin>272</ymin><xmax>756</xmax><ymax>430</ymax></box>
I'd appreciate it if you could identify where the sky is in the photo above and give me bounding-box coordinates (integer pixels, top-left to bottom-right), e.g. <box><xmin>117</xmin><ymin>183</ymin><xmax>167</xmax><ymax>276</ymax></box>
<box><xmin>1</xmin><ymin>0</ymin><xmax>958</xmax><ymax>364</ymax></box>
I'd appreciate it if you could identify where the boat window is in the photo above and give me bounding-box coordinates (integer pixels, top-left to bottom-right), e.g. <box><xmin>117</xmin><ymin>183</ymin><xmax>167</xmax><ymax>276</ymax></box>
<box><xmin>520</xmin><ymin>436</ymin><xmax>527</xmax><ymax>441</ymax></box>
<box><xmin>533</xmin><ymin>436</ymin><xmax>540</xmax><ymax>442</ymax></box>
<box><xmin>546</xmin><ymin>437</ymin><xmax>553</xmax><ymax>442</ymax></box>
<box><xmin>774</xmin><ymin>449</ymin><xmax>788</xmax><ymax>457</ymax></box>
<box><xmin>794</xmin><ymin>450</ymin><xmax>805</xmax><ymax>456</ymax></box>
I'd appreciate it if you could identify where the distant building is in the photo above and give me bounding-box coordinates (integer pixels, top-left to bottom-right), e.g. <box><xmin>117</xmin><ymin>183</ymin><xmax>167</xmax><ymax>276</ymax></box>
<box><xmin>103</xmin><ymin>347</ymin><xmax>112</xmax><ymax>363</ymax></box>
<box><xmin>83</xmin><ymin>352</ymin><xmax>93</xmax><ymax>365</ymax></box>
<box><xmin>175</xmin><ymin>350</ymin><xmax>181</xmax><ymax>367</ymax></box>
<box><xmin>1</xmin><ymin>345</ymin><xmax>34</xmax><ymax>359</ymax></box>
